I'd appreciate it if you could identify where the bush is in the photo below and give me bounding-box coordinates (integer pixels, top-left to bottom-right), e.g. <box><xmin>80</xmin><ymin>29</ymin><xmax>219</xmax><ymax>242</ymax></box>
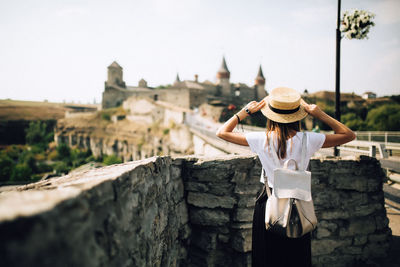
<box><xmin>57</xmin><ymin>143</ymin><xmax>71</xmax><ymax>160</ymax></box>
<box><xmin>47</xmin><ymin>150</ymin><xmax>58</xmax><ymax>160</ymax></box>
<box><xmin>366</xmin><ymin>104</ymin><xmax>400</xmax><ymax>131</ymax></box>
<box><xmin>10</xmin><ymin>163</ymin><xmax>32</xmax><ymax>181</ymax></box>
<box><xmin>70</xmin><ymin>148</ymin><xmax>92</xmax><ymax>167</ymax></box>
<box><xmin>102</xmin><ymin>155</ymin><xmax>122</xmax><ymax>165</ymax></box>
<box><xmin>101</xmin><ymin>113</ymin><xmax>111</xmax><ymax>121</ymax></box>
<box><xmin>0</xmin><ymin>155</ymin><xmax>14</xmax><ymax>182</ymax></box>
<box><xmin>342</xmin><ymin>113</ymin><xmax>367</xmax><ymax>131</ymax></box>
<box><xmin>37</xmin><ymin>162</ymin><xmax>52</xmax><ymax>173</ymax></box>
<box><xmin>53</xmin><ymin>161</ymin><xmax>70</xmax><ymax>175</ymax></box>
<box><xmin>25</xmin><ymin>121</ymin><xmax>53</xmax><ymax>150</ymax></box>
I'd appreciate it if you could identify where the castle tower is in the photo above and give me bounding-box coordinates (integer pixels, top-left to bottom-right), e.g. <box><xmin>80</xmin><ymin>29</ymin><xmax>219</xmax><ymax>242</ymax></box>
<box><xmin>173</xmin><ymin>73</ymin><xmax>181</xmax><ymax>86</ymax></box>
<box><xmin>254</xmin><ymin>65</ymin><xmax>267</xmax><ymax>100</ymax></box>
<box><xmin>216</xmin><ymin>57</ymin><xmax>231</xmax><ymax>97</ymax></box>
<box><xmin>106</xmin><ymin>61</ymin><xmax>126</xmax><ymax>88</ymax></box>
<box><xmin>138</xmin><ymin>78</ymin><xmax>147</xmax><ymax>88</ymax></box>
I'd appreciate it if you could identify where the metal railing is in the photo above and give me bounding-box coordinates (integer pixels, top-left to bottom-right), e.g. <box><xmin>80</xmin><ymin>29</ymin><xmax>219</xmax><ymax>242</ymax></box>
<box><xmin>355</xmin><ymin>131</ymin><xmax>400</xmax><ymax>145</ymax></box>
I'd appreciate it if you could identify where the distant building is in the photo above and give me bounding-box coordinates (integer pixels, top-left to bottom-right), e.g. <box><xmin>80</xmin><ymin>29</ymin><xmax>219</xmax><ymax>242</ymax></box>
<box><xmin>102</xmin><ymin>57</ymin><xmax>268</xmax><ymax>109</ymax></box>
<box><xmin>362</xmin><ymin>91</ymin><xmax>377</xmax><ymax>99</ymax></box>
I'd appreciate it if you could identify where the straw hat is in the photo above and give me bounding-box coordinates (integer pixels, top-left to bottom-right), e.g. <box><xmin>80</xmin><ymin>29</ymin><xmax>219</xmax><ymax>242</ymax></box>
<box><xmin>260</xmin><ymin>87</ymin><xmax>308</xmax><ymax>123</ymax></box>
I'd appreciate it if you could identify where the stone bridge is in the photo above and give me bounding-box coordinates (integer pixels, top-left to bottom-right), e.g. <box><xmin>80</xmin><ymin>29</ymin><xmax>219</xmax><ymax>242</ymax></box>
<box><xmin>0</xmin><ymin>154</ymin><xmax>391</xmax><ymax>267</ymax></box>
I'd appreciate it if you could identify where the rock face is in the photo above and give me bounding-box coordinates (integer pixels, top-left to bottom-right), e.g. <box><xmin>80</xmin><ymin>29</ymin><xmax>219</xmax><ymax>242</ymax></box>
<box><xmin>0</xmin><ymin>155</ymin><xmax>392</xmax><ymax>267</ymax></box>
<box><xmin>54</xmin><ymin>115</ymin><xmax>194</xmax><ymax>161</ymax></box>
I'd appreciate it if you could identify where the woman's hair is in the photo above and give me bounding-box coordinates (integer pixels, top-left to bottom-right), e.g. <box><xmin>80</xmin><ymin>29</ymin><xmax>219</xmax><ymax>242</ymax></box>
<box><xmin>265</xmin><ymin>120</ymin><xmax>301</xmax><ymax>159</ymax></box>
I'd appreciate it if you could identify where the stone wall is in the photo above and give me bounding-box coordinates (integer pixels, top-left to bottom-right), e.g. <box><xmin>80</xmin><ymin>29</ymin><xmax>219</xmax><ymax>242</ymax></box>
<box><xmin>0</xmin><ymin>157</ymin><xmax>190</xmax><ymax>267</ymax></box>
<box><xmin>0</xmin><ymin>155</ymin><xmax>391</xmax><ymax>267</ymax></box>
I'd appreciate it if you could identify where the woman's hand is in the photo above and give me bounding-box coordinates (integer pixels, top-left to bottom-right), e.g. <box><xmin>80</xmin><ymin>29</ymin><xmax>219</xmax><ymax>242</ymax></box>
<box><xmin>244</xmin><ymin>99</ymin><xmax>266</xmax><ymax>115</ymax></box>
<box><xmin>302</xmin><ymin>101</ymin><xmax>324</xmax><ymax>118</ymax></box>
<box><xmin>215</xmin><ymin>99</ymin><xmax>266</xmax><ymax>146</ymax></box>
<box><xmin>302</xmin><ymin>100</ymin><xmax>356</xmax><ymax>147</ymax></box>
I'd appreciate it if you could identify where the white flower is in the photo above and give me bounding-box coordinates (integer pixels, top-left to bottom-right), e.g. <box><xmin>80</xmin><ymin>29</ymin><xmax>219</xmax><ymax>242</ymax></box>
<box><xmin>341</xmin><ymin>9</ymin><xmax>375</xmax><ymax>40</ymax></box>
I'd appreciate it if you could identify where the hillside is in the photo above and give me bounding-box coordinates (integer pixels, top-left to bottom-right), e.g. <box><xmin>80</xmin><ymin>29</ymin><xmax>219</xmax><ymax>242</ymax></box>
<box><xmin>0</xmin><ymin>99</ymin><xmax>99</xmax><ymax>121</ymax></box>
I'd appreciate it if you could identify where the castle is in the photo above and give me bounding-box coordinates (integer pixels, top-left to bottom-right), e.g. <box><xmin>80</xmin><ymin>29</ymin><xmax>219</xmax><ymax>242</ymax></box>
<box><xmin>102</xmin><ymin>57</ymin><xmax>267</xmax><ymax>110</ymax></box>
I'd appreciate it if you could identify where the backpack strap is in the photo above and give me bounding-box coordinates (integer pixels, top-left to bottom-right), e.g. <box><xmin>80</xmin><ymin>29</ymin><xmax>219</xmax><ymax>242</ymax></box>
<box><xmin>300</xmin><ymin>132</ymin><xmax>307</xmax><ymax>171</ymax></box>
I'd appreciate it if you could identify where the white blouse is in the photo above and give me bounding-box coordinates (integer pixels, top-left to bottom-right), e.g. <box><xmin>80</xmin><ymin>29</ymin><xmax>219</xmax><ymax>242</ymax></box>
<box><xmin>245</xmin><ymin>131</ymin><xmax>326</xmax><ymax>187</ymax></box>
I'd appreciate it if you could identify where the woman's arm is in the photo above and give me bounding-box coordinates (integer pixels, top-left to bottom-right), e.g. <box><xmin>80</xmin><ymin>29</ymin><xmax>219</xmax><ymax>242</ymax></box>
<box><xmin>303</xmin><ymin>102</ymin><xmax>356</xmax><ymax>148</ymax></box>
<box><xmin>216</xmin><ymin>100</ymin><xmax>266</xmax><ymax>146</ymax></box>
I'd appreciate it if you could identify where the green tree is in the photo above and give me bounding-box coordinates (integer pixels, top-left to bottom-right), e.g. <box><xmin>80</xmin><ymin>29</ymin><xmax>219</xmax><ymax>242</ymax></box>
<box><xmin>342</xmin><ymin>113</ymin><xmax>367</xmax><ymax>131</ymax></box>
<box><xmin>366</xmin><ymin>104</ymin><xmax>400</xmax><ymax>131</ymax></box>
<box><xmin>25</xmin><ymin>121</ymin><xmax>53</xmax><ymax>150</ymax></box>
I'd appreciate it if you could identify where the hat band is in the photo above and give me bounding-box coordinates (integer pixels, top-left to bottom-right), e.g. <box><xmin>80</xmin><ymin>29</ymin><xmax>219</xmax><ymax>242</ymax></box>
<box><xmin>268</xmin><ymin>104</ymin><xmax>300</xmax><ymax>114</ymax></box>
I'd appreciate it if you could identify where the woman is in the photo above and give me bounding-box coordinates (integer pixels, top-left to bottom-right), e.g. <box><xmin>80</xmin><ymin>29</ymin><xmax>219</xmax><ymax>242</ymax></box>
<box><xmin>216</xmin><ymin>87</ymin><xmax>355</xmax><ymax>267</ymax></box>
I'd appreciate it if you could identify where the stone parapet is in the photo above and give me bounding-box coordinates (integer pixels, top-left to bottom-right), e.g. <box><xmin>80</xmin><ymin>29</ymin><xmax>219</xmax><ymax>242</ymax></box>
<box><xmin>0</xmin><ymin>155</ymin><xmax>391</xmax><ymax>267</ymax></box>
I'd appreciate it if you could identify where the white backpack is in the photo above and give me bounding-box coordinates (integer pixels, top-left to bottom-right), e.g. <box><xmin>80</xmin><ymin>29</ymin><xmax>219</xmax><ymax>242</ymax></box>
<box><xmin>263</xmin><ymin>132</ymin><xmax>318</xmax><ymax>238</ymax></box>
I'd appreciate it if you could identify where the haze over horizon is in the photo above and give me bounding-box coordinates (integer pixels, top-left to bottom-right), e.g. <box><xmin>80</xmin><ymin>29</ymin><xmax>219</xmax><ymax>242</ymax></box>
<box><xmin>1</xmin><ymin>0</ymin><xmax>399</xmax><ymax>104</ymax></box>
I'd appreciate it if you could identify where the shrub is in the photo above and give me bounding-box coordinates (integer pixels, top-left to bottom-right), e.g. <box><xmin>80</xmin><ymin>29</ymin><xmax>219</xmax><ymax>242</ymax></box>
<box><xmin>25</xmin><ymin>121</ymin><xmax>52</xmax><ymax>150</ymax></box>
<box><xmin>37</xmin><ymin>162</ymin><xmax>52</xmax><ymax>173</ymax></box>
<box><xmin>57</xmin><ymin>143</ymin><xmax>71</xmax><ymax>160</ymax></box>
<box><xmin>0</xmin><ymin>155</ymin><xmax>14</xmax><ymax>182</ymax></box>
<box><xmin>101</xmin><ymin>113</ymin><xmax>111</xmax><ymax>121</ymax></box>
<box><xmin>53</xmin><ymin>161</ymin><xmax>70</xmax><ymax>175</ymax></box>
<box><xmin>102</xmin><ymin>155</ymin><xmax>122</xmax><ymax>165</ymax></box>
<box><xmin>366</xmin><ymin>104</ymin><xmax>400</xmax><ymax>131</ymax></box>
<box><xmin>10</xmin><ymin>164</ymin><xmax>32</xmax><ymax>181</ymax></box>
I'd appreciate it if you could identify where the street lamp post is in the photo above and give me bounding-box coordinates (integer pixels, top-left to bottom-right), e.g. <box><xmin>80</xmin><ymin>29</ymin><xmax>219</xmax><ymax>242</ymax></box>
<box><xmin>334</xmin><ymin>0</ymin><xmax>342</xmax><ymax>157</ymax></box>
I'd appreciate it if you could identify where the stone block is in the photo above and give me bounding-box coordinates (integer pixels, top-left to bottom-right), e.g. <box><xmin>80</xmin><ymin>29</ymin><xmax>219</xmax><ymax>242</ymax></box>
<box><xmin>232</xmin><ymin>229</ymin><xmax>252</xmax><ymax>252</ymax></box>
<box><xmin>318</xmin><ymin>220</ymin><xmax>338</xmax><ymax>232</ymax></box>
<box><xmin>313</xmin><ymin>189</ymin><xmax>343</xmax><ymax>208</ymax></box>
<box><xmin>339</xmin><ymin>218</ymin><xmax>376</xmax><ymax>237</ymax></box>
<box><xmin>170</xmin><ymin>165</ymin><xmax>182</xmax><ymax>180</ymax></box>
<box><xmin>218</xmin><ymin>234</ymin><xmax>230</xmax><ymax>243</ymax></box>
<box><xmin>368</xmin><ymin>233</ymin><xmax>390</xmax><ymax>243</ymax></box>
<box><xmin>190</xmin><ymin>209</ymin><xmax>230</xmax><ymax>226</ymax></box>
<box><xmin>367</xmin><ymin>178</ymin><xmax>381</xmax><ymax>192</ymax></box>
<box><xmin>231</xmin><ymin>171</ymin><xmax>259</xmax><ymax>185</ymax></box>
<box><xmin>233</xmin><ymin>208</ymin><xmax>253</xmax><ymax>222</ymax></box>
<box><xmin>311</xmin><ymin>239</ymin><xmax>352</xmax><ymax>256</ymax></box>
<box><xmin>363</xmin><ymin>242</ymin><xmax>390</xmax><ymax>259</ymax></box>
<box><xmin>341</xmin><ymin>245</ymin><xmax>362</xmax><ymax>255</ymax></box>
<box><xmin>329</xmin><ymin>175</ymin><xmax>368</xmax><ymax>192</ymax></box>
<box><xmin>353</xmin><ymin>235</ymin><xmax>368</xmax><ymax>246</ymax></box>
<box><xmin>231</xmin><ymin>223</ymin><xmax>253</xmax><ymax>229</ymax></box>
<box><xmin>190</xmin><ymin>166</ymin><xmax>233</xmax><ymax>182</ymax></box>
<box><xmin>185</xmin><ymin>181</ymin><xmax>208</xmax><ymax>193</ymax></box>
<box><xmin>375</xmin><ymin>215</ymin><xmax>389</xmax><ymax>230</ymax></box>
<box><xmin>191</xmin><ymin>231</ymin><xmax>217</xmax><ymax>252</ymax></box>
<box><xmin>234</xmin><ymin>184</ymin><xmax>259</xmax><ymax>195</ymax></box>
<box><xmin>237</xmin><ymin>195</ymin><xmax>256</xmax><ymax>208</ymax></box>
<box><xmin>318</xmin><ymin>210</ymin><xmax>350</xmax><ymax>220</ymax></box>
<box><xmin>207</xmin><ymin>183</ymin><xmax>234</xmax><ymax>196</ymax></box>
<box><xmin>352</xmin><ymin>203</ymin><xmax>381</xmax><ymax>217</ymax></box>
<box><xmin>316</xmin><ymin>227</ymin><xmax>331</xmax><ymax>239</ymax></box>
<box><xmin>187</xmin><ymin>192</ymin><xmax>236</xmax><ymax>209</ymax></box>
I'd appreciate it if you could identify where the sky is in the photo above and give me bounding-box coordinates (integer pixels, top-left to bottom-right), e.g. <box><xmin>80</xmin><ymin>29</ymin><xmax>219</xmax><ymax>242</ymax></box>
<box><xmin>0</xmin><ymin>0</ymin><xmax>399</xmax><ymax>104</ymax></box>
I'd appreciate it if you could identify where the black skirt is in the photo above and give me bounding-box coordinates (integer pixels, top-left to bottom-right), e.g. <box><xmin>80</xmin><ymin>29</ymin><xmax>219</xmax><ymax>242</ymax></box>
<box><xmin>252</xmin><ymin>185</ymin><xmax>312</xmax><ymax>267</ymax></box>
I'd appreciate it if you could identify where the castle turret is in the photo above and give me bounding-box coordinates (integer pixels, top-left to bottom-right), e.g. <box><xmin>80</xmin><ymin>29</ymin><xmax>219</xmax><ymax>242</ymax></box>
<box><xmin>138</xmin><ymin>78</ymin><xmax>147</xmax><ymax>88</ymax></box>
<box><xmin>173</xmin><ymin>73</ymin><xmax>181</xmax><ymax>86</ymax></box>
<box><xmin>254</xmin><ymin>65</ymin><xmax>267</xmax><ymax>100</ymax></box>
<box><xmin>216</xmin><ymin>57</ymin><xmax>231</xmax><ymax>97</ymax></box>
<box><xmin>106</xmin><ymin>61</ymin><xmax>126</xmax><ymax>88</ymax></box>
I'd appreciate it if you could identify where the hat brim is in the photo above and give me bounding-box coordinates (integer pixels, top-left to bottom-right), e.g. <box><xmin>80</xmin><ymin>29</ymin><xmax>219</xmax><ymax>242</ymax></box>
<box><xmin>260</xmin><ymin>96</ymin><xmax>308</xmax><ymax>123</ymax></box>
